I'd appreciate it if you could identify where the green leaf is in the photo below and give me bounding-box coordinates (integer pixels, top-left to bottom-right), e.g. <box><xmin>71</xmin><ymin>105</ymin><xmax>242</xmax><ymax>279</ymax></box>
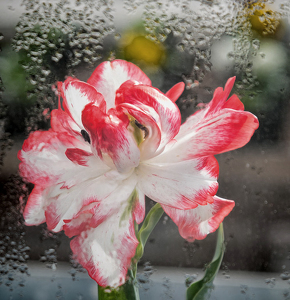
<box><xmin>186</xmin><ymin>223</ymin><xmax>225</xmax><ymax>300</ymax></box>
<box><xmin>132</xmin><ymin>203</ymin><xmax>164</xmax><ymax>276</ymax></box>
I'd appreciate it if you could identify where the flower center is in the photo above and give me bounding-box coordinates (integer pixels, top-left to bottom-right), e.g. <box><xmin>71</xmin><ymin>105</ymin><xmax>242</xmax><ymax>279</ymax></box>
<box><xmin>128</xmin><ymin>115</ymin><xmax>148</xmax><ymax>146</ymax></box>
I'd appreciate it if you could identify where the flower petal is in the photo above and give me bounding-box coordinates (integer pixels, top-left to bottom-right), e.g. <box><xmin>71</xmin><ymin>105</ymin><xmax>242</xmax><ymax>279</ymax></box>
<box><xmin>165</xmin><ymin>82</ymin><xmax>185</xmax><ymax>102</ymax></box>
<box><xmin>82</xmin><ymin>103</ymin><xmax>140</xmax><ymax>173</ymax></box>
<box><xmin>19</xmin><ymin>129</ymin><xmax>113</xmax><ymax>230</ymax></box>
<box><xmin>59</xmin><ymin>78</ymin><xmax>106</xmax><ymax>128</ymax></box>
<box><xmin>18</xmin><ymin>130</ymin><xmax>87</xmax><ymax>187</ymax></box>
<box><xmin>205</xmin><ymin>77</ymin><xmax>236</xmax><ymax>115</ymax></box>
<box><xmin>65</xmin><ymin>148</ymin><xmax>94</xmax><ymax>167</ymax></box>
<box><xmin>63</xmin><ymin>176</ymin><xmax>144</xmax><ymax>237</ymax></box>
<box><xmin>87</xmin><ymin>59</ymin><xmax>151</xmax><ymax>109</ymax></box>
<box><xmin>162</xmin><ymin>196</ymin><xmax>235</xmax><ymax>242</ymax></box>
<box><xmin>154</xmin><ymin>78</ymin><xmax>258</xmax><ymax>162</ymax></box>
<box><xmin>137</xmin><ymin>156</ymin><xmax>219</xmax><ymax>209</ymax></box>
<box><xmin>62</xmin><ymin>203</ymin><xmax>95</xmax><ymax>238</ymax></box>
<box><xmin>70</xmin><ymin>209</ymin><xmax>139</xmax><ymax>287</ymax></box>
<box><xmin>89</xmin><ymin>175</ymin><xmax>139</xmax><ymax>228</ymax></box>
<box><xmin>173</xmin><ymin>109</ymin><xmax>258</xmax><ymax>160</ymax></box>
<box><xmin>222</xmin><ymin>94</ymin><xmax>244</xmax><ymax>110</ymax></box>
<box><xmin>50</xmin><ymin>109</ymin><xmax>81</xmax><ymax>137</ymax></box>
<box><xmin>44</xmin><ymin>169</ymin><xmax>130</xmax><ymax>232</ymax></box>
<box><xmin>119</xmin><ymin>102</ymin><xmax>162</xmax><ymax>160</ymax></box>
<box><xmin>23</xmin><ymin>185</ymin><xmax>46</xmax><ymax>226</ymax></box>
<box><xmin>116</xmin><ymin>82</ymin><xmax>181</xmax><ymax>152</ymax></box>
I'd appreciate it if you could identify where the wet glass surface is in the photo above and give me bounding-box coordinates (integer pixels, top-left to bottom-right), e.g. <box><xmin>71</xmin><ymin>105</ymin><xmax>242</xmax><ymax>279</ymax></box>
<box><xmin>1</xmin><ymin>0</ymin><xmax>290</xmax><ymax>299</ymax></box>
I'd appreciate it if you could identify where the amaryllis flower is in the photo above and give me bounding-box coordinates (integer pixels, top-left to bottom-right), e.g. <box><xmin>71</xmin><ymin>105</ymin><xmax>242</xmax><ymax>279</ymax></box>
<box><xmin>18</xmin><ymin>60</ymin><xmax>258</xmax><ymax>287</ymax></box>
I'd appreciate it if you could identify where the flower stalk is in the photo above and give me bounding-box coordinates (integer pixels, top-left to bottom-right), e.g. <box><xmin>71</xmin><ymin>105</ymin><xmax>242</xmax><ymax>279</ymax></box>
<box><xmin>98</xmin><ymin>270</ymin><xmax>140</xmax><ymax>300</ymax></box>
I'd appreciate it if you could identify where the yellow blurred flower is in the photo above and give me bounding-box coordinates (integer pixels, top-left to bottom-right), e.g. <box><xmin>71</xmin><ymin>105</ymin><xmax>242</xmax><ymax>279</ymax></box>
<box><xmin>248</xmin><ymin>2</ymin><xmax>280</xmax><ymax>35</ymax></box>
<box><xmin>122</xmin><ymin>34</ymin><xmax>166</xmax><ymax>65</ymax></box>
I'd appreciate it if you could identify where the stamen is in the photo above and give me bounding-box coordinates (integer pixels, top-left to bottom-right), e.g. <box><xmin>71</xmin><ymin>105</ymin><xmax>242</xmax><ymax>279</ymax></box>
<box><xmin>135</xmin><ymin>120</ymin><xmax>149</xmax><ymax>139</ymax></box>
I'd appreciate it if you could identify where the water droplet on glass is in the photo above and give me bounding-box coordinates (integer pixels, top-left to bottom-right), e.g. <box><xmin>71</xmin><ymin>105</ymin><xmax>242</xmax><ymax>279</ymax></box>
<box><xmin>265</xmin><ymin>277</ymin><xmax>276</xmax><ymax>288</ymax></box>
<box><xmin>281</xmin><ymin>272</ymin><xmax>290</xmax><ymax>280</ymax></box>
<box><xmin>185</xmin><ymin>273</ymin><xmax>198</xmax><ymax>287</ymax></box>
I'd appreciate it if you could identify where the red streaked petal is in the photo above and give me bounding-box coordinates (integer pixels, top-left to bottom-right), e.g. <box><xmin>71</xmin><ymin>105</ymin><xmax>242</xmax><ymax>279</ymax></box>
<box><xmin>162</xmin><ymin>196</ymin><xmax>235</xmax><ymax>242</ymax></box>
<box><xmin>23</xmin><ymin>185</ymin><xmax>46</xmax><ymax>226</ymax></box>
<box><xmin>137</xmin><ymin>157</ymin><xmax>218</xmax><ymax>209</ymax></box>
<box><xmin>45</xmin><ymin>170</ymin><xmax>131</xmax><ymax>232</ymax></box>
<box><xmin>87</xmin><ymin>59</ymin><xmax>151</xmax><ymax>109</ymax></box>
<box><xmin>160</xmin><ymin>77</ymin><xmax>258</xmax><ymax>162</ymax></box>
<box><xmin>63</xmin><ymin>175</ymin><xmax>143</xmax><ymax>237</ymax></box>
<box><xmin>116</xmin><ymin>83</ymin><xmax>181</xmax><ymax>151</ymax></box>
<box><xmin>166</xmin><ymin>109</ymin><xmax>259</xmax><ymax>161</ymax></box>
<box><xmin>50</xmin><ymin>109</ymin><xmax>81</xmax><ymax>136</ymax></box>
<box><xmin>57</xmin><ymin>76</ymin><xmax>76</xmax><ymax>100</ymax></box>
<box><xmin>18</xmin><ymin>130</ymin><xmax>85</xmax><ymax>187</ymax></box>
<box><xmin>70</xmin><ymin>211</ymin><xmax>139</xmax><ymax>288</ymax></box>
<box><xmin>18</xmin><ymin>127</ymin><xmax>110</xmax><ymax>215</ymax></box>
<box><xmin>165</xmin><ymin>82</ymin><xmax>185</xmax><ymax>102</ymax></box>
<box><xmin>65</xmin><ymin>148</ymin><xmax>94</xmax><ymax>167</ymax></box>
<box><xmin>60</xmin><ymin>78</ymin><xmax>106</xmax><ymax>128</ymax></box>
<box><xmin>63</xmin><ymin>203</ymin><xmax>95</xmax><ymax>238</ymax></box>
<box><xmin>82</xmin><ymin>103</ymin><xmax>140</xmax><ymax>173</ymax></box>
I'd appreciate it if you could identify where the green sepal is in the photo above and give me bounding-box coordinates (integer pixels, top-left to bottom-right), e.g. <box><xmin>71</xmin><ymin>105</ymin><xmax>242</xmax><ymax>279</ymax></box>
<box><xmin>186</xmin><ymin>223</ymin><xmax>225</xmax><ymax>300</ymax></box>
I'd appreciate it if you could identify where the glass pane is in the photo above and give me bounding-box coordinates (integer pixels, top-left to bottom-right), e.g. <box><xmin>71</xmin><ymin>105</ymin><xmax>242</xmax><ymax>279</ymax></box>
<box><xmin>0</xmin><ymin>0</ymin><xmax>290</xmax><ymax>299</ymax></box>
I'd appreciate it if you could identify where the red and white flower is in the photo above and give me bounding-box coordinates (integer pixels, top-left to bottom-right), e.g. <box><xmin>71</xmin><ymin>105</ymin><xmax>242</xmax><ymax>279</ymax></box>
<box><xmin>18</xmin><ymin>60</ymin><xmax>259</xmax><ymax>287</ymax></box>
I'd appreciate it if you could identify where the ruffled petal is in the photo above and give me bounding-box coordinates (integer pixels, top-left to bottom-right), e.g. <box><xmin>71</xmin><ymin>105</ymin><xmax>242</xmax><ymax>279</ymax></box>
<box><xmin>18</xmin><ymin>130</ymin><xmax>88</xmax><ymax>187</ymax></box>
<box><xmin>162</xmin><ymin>196</ymin><xmax>235</xmax><ymax>242</ymax></box>
<box><xmin>88</xmin><ymin>175</ymin><xmax>139</xmax><ymax>228</ymax></box>
<box><xmin>70</xmin><ymin>211</ymin><xmax>138</xmax><ymax>288</ymax></box>
<box><xmin>82</xmin><ymin>103</ymin><xmax>140</xmax><ymax>173</ymax></box>
<box><xmin>63</xmin><ymin>179</ymin><xmax>144</xmax><ymax>237</ymax></box>
<box><xmin>62</xmin><ymin>203</ymin><xmax>95</xmax><ymax>238</ymax></box>
<box><xmin>44</xmin><ymin>170</ymin><xmax>130</xmax><ymax>232</ymax></box>
<box><xmin>87</xmin><ymin>59</ymin><xmax>151</xmax><ymax>109</ymax></box>
<box><xmin>50</xmin><ymin>109</ymin><xmax>81</xmax><ymax>137</ymax></box>
<box><xmin>59</xmin><ymin>78</ymin><xmax>106</xmax><ymax>128</ymax></box>
<box><xmin>19</xmin><ymin>129</ymin><xmax>113</xmax><ymax>230</ymax></box>
<box><xmin>67</xmin><ymin>178</ymin><xmax>142</xmax><ymax>288</ymax></box>
<box><xmin>137</xmin><ymin>156</ymin><xmax>219</xmax><ymax>209</ymax></box>
<box><xmin>116</xmin><ymin>82</ymin><xmax>181</xmax><ymax>152</ymax></box>
<box><xmin>23</xmin><ymin>185</ymin><xmax>46</xmax><ymax>226</ymax></box>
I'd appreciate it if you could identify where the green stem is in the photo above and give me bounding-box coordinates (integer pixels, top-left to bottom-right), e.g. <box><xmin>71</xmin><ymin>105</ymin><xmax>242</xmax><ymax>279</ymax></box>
<box><xmin>98</xmin><ymin>270</ymin><xmax>140</xmax><ymax>300</ymax></box>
